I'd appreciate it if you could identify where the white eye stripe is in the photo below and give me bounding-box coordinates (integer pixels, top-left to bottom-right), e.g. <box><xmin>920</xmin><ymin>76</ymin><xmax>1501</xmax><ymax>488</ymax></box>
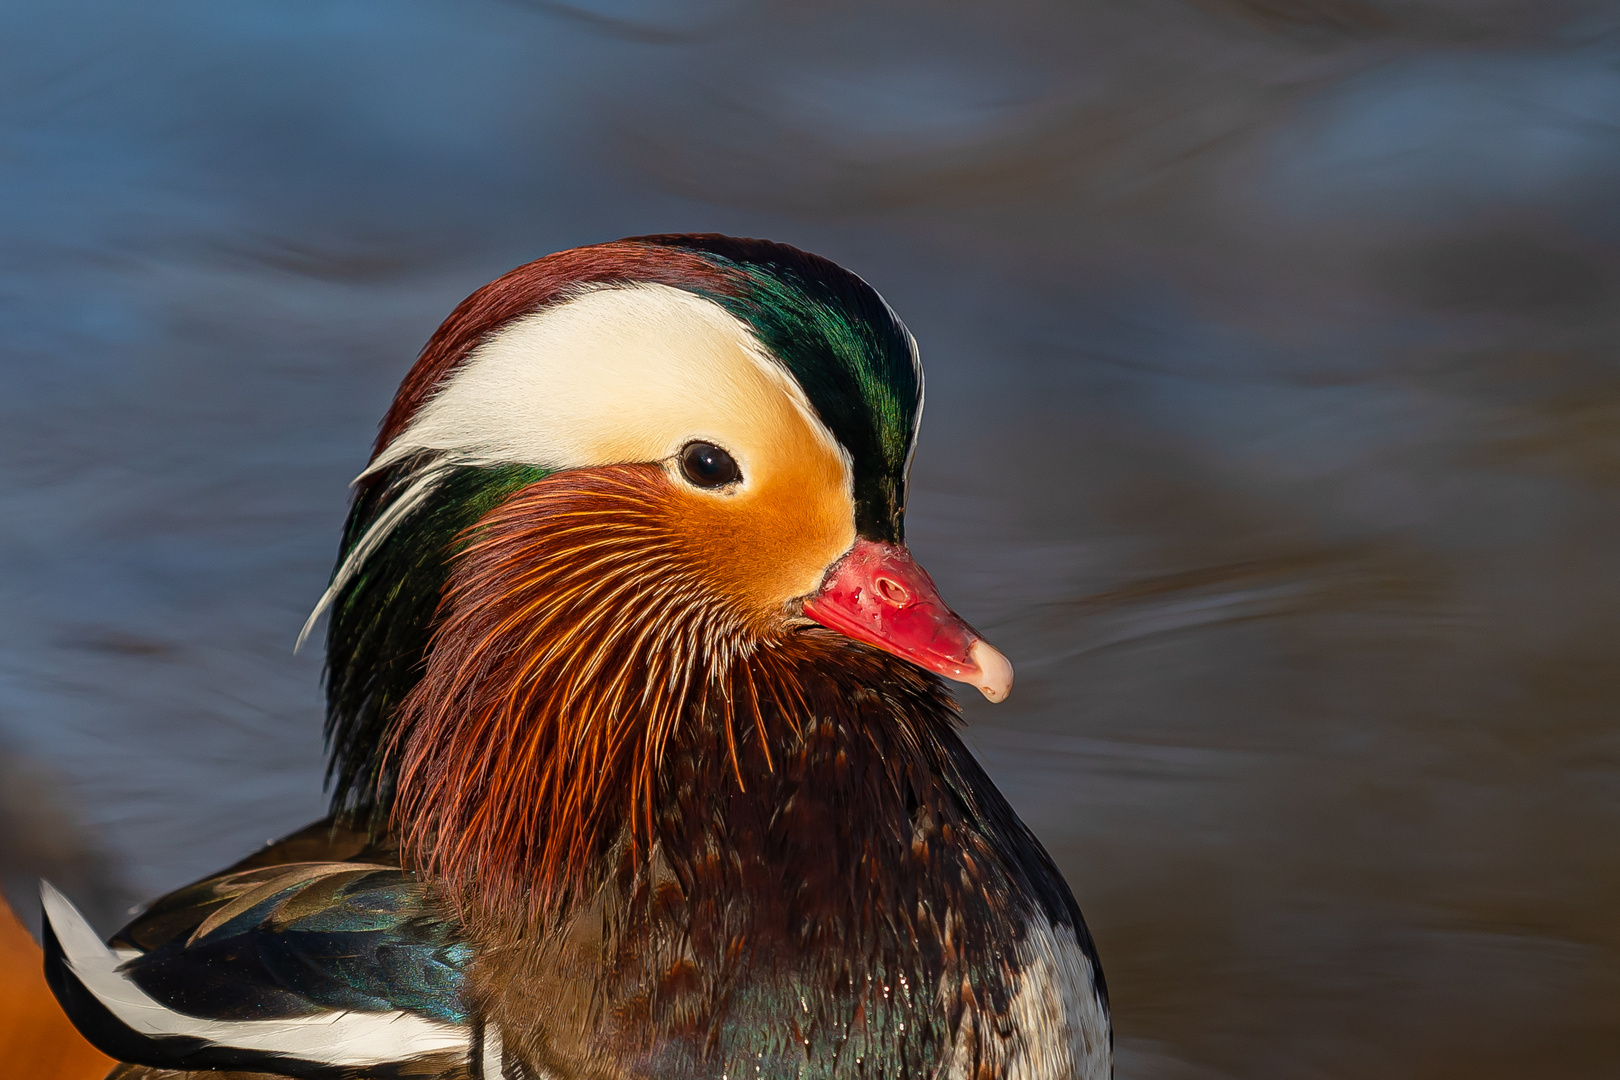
<box><xmin>367</xmin><ymin>283</ymin><xmax>846</xmax><ymax>484</ymax></box>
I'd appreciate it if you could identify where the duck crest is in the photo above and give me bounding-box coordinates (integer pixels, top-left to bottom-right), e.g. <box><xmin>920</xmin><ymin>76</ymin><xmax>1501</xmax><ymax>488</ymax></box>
<box><xmin>372</xmin><ymin>235</ymin><xmax>919</xmax><ymax>542</ymax></box>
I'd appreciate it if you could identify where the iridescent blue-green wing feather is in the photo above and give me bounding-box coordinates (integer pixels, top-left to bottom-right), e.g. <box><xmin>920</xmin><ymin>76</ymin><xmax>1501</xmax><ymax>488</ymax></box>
<box><xmin>43</xmin><ymin>826</ymin><xmax>474</xmax><ymax>1078</ymax></box>
<box><xmin>115</xmin><ymin>861</ymin><xmax>471</xmax><ymax>1023</ymax></box>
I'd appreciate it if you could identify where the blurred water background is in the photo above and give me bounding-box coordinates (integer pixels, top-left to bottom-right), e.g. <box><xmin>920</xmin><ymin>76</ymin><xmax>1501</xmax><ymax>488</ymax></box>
<box><xmin>3</xmin><ymin>1</ymin><xmax>1620</xmax><ymax>1076</ymax></box>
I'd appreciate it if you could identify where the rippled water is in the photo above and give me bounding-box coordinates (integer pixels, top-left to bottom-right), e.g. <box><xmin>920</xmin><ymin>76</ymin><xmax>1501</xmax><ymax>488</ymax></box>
<box><xmin>4</xmin><ymin>2</ymin><xmax>1619</xmax><ymax>1076</ymax></box>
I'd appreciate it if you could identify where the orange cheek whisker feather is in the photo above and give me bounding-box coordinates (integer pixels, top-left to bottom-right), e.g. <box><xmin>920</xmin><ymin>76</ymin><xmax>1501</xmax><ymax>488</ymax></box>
<box><xmin>387</xmin><ymin>464</ymin><xmax>772</xmax><ymax>920</ymax></box>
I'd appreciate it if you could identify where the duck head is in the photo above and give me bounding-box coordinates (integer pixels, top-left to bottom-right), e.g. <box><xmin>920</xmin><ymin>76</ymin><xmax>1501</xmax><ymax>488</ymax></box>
<box><xmin>312</xmin><ymin>235</ymin><xmax>1010</xmax><ymax>909</ymax></box>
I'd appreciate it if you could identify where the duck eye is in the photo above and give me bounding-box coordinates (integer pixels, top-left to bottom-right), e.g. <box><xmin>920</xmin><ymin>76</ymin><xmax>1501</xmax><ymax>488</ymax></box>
<box><xmin>679</xmin><ymin>442</ymin><xmax>741</xmax><ymax>488</ymax></box>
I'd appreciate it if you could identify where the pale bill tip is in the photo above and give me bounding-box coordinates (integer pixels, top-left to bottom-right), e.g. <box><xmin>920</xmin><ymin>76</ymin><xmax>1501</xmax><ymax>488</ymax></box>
<box><xmin>969</xmin><ymin>638</ymin><xmax>1014</xmax><ymax>703</ymax></box>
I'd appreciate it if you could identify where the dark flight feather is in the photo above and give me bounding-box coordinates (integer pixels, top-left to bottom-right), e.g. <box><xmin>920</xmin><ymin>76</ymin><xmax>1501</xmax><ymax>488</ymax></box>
<box><xmin>110</xmin><ymin>824</ymin><xmax>471</xmax><ymax>1027</ymax></box>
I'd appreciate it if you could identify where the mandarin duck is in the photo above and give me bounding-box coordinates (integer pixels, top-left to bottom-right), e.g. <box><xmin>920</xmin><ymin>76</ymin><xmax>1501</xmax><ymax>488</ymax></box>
<box><xmin>43</xmin><ymin>235</ymin><xmax>1111</xmax><ymax>1080</ymax></box>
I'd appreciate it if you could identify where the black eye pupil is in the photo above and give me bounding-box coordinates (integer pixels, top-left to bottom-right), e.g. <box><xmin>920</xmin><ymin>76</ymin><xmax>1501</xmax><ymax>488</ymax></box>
<box><xmin>680</xmin><ymin>442</ymin><xmax>741</xmax><ymax>488</ymax></box>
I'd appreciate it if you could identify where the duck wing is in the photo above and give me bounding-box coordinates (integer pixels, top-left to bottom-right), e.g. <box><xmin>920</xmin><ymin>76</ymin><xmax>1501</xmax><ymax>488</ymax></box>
<box><xmin>42</xmin><ymin>824</ymin><xmax>474</xmax><ymax>1080</ymax></box>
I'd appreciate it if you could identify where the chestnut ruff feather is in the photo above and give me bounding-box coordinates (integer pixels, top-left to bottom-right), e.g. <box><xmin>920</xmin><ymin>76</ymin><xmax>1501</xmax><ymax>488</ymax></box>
<box><xmin>392</xmin><ymin>464</ymin><xmax>838</xmax><ymax>918</ymax></box>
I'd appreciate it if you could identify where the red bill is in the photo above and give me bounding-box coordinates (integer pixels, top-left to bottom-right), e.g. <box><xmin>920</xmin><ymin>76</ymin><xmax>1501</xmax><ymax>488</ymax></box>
<box><xmin>802</xmin><ymin>539</ymin><xmax>1013</xmax><ymax>702</ymax></box>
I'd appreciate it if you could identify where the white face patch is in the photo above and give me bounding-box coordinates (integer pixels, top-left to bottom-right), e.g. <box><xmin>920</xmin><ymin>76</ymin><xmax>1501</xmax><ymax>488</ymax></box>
<box><xmin>368</xmin><ymin>283</ymin><xmax>850</xmax><ymax>493</ymax></box>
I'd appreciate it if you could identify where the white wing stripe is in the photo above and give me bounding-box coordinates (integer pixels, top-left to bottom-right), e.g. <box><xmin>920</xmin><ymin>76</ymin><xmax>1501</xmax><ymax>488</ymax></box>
<box><xmin>481</xmin><ymin>1021</ymin><xmax>504</xmax><ymax>1078</ymax></box>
